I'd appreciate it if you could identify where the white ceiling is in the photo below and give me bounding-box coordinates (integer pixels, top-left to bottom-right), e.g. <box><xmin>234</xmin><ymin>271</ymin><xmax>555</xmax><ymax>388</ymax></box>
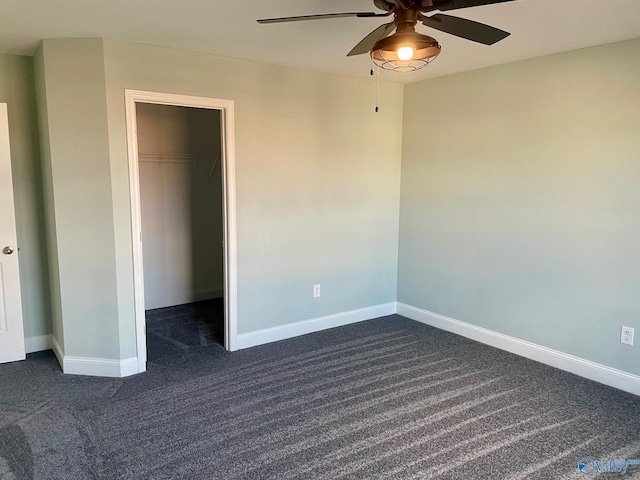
<box><xmin>1</xmin><ymin>0</ymin><xmax>640</xmax><ymax>84</ymax></box>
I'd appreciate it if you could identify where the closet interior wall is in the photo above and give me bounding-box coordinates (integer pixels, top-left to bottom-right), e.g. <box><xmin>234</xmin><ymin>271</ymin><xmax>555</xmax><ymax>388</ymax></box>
<box><xmin>136</xmin><ymin>103</ymin><xmax>223</xmax><ymax>310</ymax></box>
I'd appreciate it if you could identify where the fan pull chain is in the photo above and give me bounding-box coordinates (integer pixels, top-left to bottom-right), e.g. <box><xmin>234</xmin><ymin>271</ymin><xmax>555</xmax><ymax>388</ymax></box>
<box><xmin>375</xmin><ymin>64</ymin><xmax>380</xmax><ymax>113</ymax></box>
<box><xmin>370</xmin><ymin>57</ymin><xmax>378</xmax><ymax>113</ymax></box>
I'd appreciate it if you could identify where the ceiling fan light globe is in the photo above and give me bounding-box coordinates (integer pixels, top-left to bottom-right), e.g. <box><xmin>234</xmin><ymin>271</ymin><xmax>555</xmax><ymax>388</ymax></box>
<box><xmin>371</xmin><ymin>32</ymin><xmax>441</xmax><ymax>72</ymax></box>
<box><xmin>397</xmin><ymin>46</ymin><xmax>415</xmax><ymax>61</ymax></box>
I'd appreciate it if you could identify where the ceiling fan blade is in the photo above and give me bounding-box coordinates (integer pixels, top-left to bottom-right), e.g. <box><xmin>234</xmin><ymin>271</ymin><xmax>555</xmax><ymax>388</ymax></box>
<box><xmin>422</xmin><ymin>14</ymin><xmax>510</xmax><ymax>45</ymax></box>
<box><xmin>347</xmin><ymin>22</ymin><xmax>396</xmax><ymax>56</ymax></box>
<box><xmin>433</xmin><ymin>0</ymin><xmax>517</xmax><ymax>11</ymax></box>
<box><xmin>257</xmin><ymin>12</ymin><xmax>378</xmax><ymax>24</ymax></box>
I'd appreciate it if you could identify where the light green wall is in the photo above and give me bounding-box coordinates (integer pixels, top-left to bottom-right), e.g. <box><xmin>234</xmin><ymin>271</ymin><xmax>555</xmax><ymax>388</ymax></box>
<box><xmin>34</xmin><ymin>45</ymin><xmax>64</xmax><ymax>351</ymax></box>
<box><xmin>34</xmin><ymin>39</ymin><xmax>121</xmax><ymax>358</ymax></box>
<box><xmin>398</xmin><ymin>39</ymin><xmax>640</xmax><ymax>375</ymax></box>
<box><xmin>38</xmin><ymin>35</ymin><xmax>639</xmax><ymax>376</ymax></box>
<box><xmin>0</xmin><ymin>53</ymin><xmax>51</xmax><ymax>339</ymax></box>
<box><xmin>35</xmin><ymin>38</ymin><xmax>403</xmax><ymax>359</ymax></box>
<box><xmin>103</xmin><ymin>40</ymin><xmax>404</xmax><ymax>350</ymax></box>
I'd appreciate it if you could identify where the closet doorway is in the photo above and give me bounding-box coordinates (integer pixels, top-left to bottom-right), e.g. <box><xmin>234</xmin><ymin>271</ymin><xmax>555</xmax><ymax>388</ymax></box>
<box><xmin>126</xmin><ymin>91</ymin><xmax>237</xmax><ymax>374</ymax></box>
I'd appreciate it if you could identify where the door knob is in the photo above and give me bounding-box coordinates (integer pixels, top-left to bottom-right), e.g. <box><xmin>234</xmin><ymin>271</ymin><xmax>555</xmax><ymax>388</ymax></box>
<box><xmin>3</xmin><ymin>246</ymin><xmax>14</xmax><ymax>255</ymax></box>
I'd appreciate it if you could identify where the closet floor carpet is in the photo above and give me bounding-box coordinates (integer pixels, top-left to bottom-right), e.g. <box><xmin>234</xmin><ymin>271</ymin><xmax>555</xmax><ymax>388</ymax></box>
<box><xmin>145</xmin><ymin>298</ymin><xmax>225</xmax><ymax>366</ymax></box>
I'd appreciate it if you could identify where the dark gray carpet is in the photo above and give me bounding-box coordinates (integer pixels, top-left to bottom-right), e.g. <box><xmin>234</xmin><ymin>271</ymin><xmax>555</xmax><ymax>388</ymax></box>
<box><xmin>1</xmin><ymin>314</ymin><xmax>639</xmax><ymax>479</ymax></box>
<box><xmin>145</xmin><ymin>299</ymin><xmax>225</xmax><ymax>365</ymax></box>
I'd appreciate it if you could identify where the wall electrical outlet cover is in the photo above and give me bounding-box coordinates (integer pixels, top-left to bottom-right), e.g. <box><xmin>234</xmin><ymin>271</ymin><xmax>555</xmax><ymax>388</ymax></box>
<box><xmin>620</xmin><ymin>326</ymin><xmax>634</xmax><ymax>346</ymax></box>
<box><xmin>313</xmin><ymin>284</ymin><xmax>321</xmax><ymax>298</ymax></box>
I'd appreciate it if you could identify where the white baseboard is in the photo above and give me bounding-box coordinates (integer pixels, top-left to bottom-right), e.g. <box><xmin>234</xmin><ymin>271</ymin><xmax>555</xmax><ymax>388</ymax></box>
<box><xmin>24</xmin><ymin>334</ymin><xmax>52</xmax><ymax>353</ymax></box>
<box><xmin>37</xmin><ymin>299</ymin><xmax>638</xmax><ymax>391</ymax></box>
<box><xmin>145</xmin><ymin>287</ymin><xmax>223</xmax><ymax>310</ymax></box>
<box><xmin>397</xmin><ymin>302</ymin><xmax>640</xmax><ymax>397</ymax></box>
<box><xmin>49</xmin><ymin>334</ymin><xmax>138</xmax><ymax>377</ymax></box>
<box><xmin>62</xmin><ymin>355</ymin><xmax>139</xmax><ymax>378</ymax></box>
<box><xmin>52</xmin><ymin>335</ymin><xmax>64</xmax><ymax>370</ymax></box>
<box><xmin>236</xmin><ymin>302</ymin><xmax>397</xmax><ymax>350</ymax></box>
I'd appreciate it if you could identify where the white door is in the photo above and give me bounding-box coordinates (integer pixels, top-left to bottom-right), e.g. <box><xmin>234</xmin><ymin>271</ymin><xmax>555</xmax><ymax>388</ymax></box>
<box><xmin>0</xmin><ymin>103</ymin><xmax>25</xmax><ymax>363</ymax></box>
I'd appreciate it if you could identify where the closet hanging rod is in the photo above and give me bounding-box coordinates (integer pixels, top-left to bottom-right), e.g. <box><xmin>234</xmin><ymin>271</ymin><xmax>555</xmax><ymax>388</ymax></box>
<box><xmin>138</xmin><ymin>153</ymin><xmax>211</xmax><ymax>164</ymax></box>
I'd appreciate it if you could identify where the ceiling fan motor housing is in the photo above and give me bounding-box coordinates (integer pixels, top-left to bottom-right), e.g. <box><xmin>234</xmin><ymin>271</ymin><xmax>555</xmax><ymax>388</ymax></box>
<box><xmin>374</xmin><ymin>0</ymin><xmax>396</xmax><ymax>12</ymax></box>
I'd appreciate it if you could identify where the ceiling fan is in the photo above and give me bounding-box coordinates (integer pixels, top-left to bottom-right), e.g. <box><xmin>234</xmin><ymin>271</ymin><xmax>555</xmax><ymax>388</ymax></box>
<box><xmin>258</xmin><ymin>0</ymin><xmax>516</xmax><ymax>72</ymax></box>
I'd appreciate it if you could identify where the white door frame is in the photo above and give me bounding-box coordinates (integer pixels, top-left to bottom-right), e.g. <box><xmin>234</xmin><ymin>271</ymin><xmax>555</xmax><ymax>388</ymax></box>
<box><xmin>125</xmin><ymin>90</ymin><xmax>238</xmax><ymax>373</ymax></box>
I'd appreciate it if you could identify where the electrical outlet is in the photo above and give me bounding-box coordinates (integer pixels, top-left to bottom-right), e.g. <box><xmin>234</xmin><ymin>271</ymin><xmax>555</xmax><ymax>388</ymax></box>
<box><xmin>621</xmin><ymin>326</ymin><xmax>634</xmax><ymax>346</ymax></box>
<box><xmin>313</xmin><ymin>284</ymin><xmax>321</xmax><ymax>298</ymax></box>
